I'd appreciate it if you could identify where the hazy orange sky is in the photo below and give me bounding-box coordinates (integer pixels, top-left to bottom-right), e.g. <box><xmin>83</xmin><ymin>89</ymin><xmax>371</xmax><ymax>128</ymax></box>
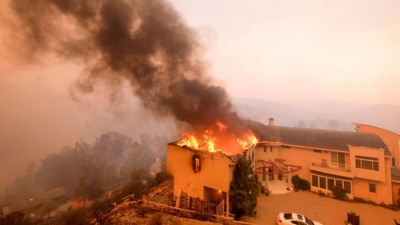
<box><xmin>171</xmin><ymin>0</ymin><xmax>400</xmax><ymax>105</ymax></box>
<box><xmin>0</xmin><ymin>0</ymin><xmax>399</xmax><ymax>192</ymax></box>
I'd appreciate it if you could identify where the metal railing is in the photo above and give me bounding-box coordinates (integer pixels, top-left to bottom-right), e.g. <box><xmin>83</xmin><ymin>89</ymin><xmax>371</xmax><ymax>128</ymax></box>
<box><xmin>309</xmin><ymin>159</ymin><xmax>353</xmax><ymax>173</ymax></box>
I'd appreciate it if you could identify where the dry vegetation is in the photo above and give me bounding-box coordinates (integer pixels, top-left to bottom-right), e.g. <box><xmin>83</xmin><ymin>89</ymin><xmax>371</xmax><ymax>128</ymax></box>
<box><xmin>92</xmin><ymin>180</ymin><xmax>223</xmax><ymax>225</ymax></box>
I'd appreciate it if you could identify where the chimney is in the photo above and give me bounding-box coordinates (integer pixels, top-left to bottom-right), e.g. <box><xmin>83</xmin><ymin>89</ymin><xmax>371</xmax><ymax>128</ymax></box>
<box><xmin>269</xmin><ymin>118</ymin><xmax>274</xmax><ymax>126</ymax></box>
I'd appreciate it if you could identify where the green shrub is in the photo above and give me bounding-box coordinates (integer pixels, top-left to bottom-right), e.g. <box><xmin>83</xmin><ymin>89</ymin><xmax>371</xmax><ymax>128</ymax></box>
<box><xmin>353</xmin><ymin>197</ymin><xmax>366</xmax><ymax>203</ymax></box>
<box><xmin>330</xmin><ymin>185</ymin><xmax>347</xmax><ymax>200</ymax></box>
<box><xmin>291</xmin><ymin>175</ymin><xmax>310</xmax><ymax>190</ymax></box>
<box><xmin>351</xmin><ymin>197</ymin><xmax>398</xmax><ymax>211</ymax></box>
<box><xmin>388</xmin><ymin>204</ymin><xmax>399</xmax><ymax>211</ymax></box>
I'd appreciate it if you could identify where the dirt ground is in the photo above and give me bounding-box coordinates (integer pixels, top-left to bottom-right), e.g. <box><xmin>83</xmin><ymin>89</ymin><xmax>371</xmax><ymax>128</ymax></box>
<box><xmin>241</xmin><ymin>191</ymin><xmax>400</xmax><ymax>225</ymax></box>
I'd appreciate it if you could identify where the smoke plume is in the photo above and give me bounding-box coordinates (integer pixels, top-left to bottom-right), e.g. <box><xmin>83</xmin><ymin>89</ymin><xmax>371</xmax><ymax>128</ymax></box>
<box><xmin>9</xmin><ymin>0</ymin><xmax>246</xmax><ymax>135</ymax></box>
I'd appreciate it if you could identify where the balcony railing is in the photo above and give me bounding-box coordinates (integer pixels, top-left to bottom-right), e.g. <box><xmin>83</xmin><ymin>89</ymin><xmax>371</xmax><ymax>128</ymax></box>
<box><xmin>309</xmin><ymin>159</ymin><xmax>354</xmax><ymax>178</ymax></box>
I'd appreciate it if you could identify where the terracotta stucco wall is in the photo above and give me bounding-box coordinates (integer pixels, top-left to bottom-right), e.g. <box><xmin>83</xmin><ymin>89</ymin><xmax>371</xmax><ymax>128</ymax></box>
<box><xmin>392</xmin><ymin>182</ymin><xmax>400</xmax><ymax>204</ymax></box>
<box><xmin>353</xmin><ymin>158</ymin><xmax>393</xmax><ymax>204</ymax></box>
<box><xmin>355</xmin><ymin>124</ymin><xmax>400</xmax><ymax>166</ymax></box>
<box><xmin>349</xmin><ymin>146</ymin><xmax>386</xmax><ymax>182</ymax></box>
<box><xmin>254</xmin><ymin>143</ymin><xmax>394</xmax><ymax>204</ymax></box>
<box><xmin>167</xmin><ymin>144</ymin><xmax>234</xmax><ymax>200</ymax></box>
<box><xmin>278</xmin><ymin>145</ymin><xmax>313</xmax><ymax>179</ymax></box>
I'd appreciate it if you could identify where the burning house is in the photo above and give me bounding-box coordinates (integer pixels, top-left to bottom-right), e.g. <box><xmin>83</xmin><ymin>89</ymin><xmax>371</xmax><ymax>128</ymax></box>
<box><xmin>167</xmin><ymin>118</ymin><xmax>400</xmax><ymax>217</ymax></box>
<box><xmin>166</xmin><ymin>143</ymin><xmax>244</xmax><ymax>216</ymax></box>
<box><xmin>166</xmin><ymin>120</ymin><xmax>257</xmax><ymax>216</ymax></box>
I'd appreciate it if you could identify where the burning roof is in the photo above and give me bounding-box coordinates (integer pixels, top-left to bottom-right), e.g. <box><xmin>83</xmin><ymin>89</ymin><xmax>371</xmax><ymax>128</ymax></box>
<box><xmin>176</xmin><ymin>121</ymin><xmax>257</xmax><ymax>155</ymax></box>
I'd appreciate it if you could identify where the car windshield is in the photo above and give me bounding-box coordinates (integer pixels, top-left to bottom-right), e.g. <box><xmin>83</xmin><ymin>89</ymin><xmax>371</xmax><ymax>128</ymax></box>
<box><xmin>284</xmin><ymin>213</ymin><xmax>293</xmax><ymax>220</ymax></box>
<box><xmin>305</xmin><ymin>217</ymin><xmax>314</xmax><ymax>225</ymax></box>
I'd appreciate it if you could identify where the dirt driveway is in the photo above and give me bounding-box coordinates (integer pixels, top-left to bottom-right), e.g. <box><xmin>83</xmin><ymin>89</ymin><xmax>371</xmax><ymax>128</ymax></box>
<box><xmin>241</xmin><ymin>191</ymin><xmax>400</xmax><ymax>225</ymax></box>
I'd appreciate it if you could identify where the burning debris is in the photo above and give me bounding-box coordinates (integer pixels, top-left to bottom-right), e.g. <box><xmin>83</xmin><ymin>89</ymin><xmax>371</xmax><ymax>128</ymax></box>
<box><xmin>9</xmin><ymin>0</ymin><xmax>256</xmax><ymax>154</ymax></box>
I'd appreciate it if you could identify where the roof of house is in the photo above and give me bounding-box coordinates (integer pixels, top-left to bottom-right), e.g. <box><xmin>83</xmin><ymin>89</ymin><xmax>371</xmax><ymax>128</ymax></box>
<box><xmin>44</xmin><ymin>187</ymin><xmax>67</xmax><ymax>199</ymax></box>
<box><xmin>248</xmin><ymin>120</ymin><xmax>391</xmax><ymax>155</ymax></box>
<box><xmin>168</xmin><ymin>142</ymin><xmax>242</xmax><ymax>163</ymax></box>
<box><xmin>6</xmin><ymin>187</ymin><xmax>66</xmax><ymax>213</ymax></box>
<box><xmin>391</xmin><ymin>167</ymin><xmax>400</xmax><ymax>181</ymax></box>
<box><xmin>354</xmin><ymin>123</ymin><xmax>400</xmax><ymax>137</ymax></box>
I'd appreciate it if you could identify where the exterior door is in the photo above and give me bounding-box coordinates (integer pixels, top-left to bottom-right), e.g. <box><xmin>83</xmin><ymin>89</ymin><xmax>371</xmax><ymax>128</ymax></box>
<box><xmin>331</xmin><ymin>152</ymin><xmax>345</xmax><ymax>168</ymax></box>
<box><xmin>268</xmin><ymin>166</ymin><xmax>274</xmax><ymax>180</ymax></box>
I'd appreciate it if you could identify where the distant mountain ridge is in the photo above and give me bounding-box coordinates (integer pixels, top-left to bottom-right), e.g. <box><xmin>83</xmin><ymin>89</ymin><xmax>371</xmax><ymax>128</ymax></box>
<box><xmin>232</xmin><ymin>98</ymin><xmax>400</xmax><ymax>134</ymax></box>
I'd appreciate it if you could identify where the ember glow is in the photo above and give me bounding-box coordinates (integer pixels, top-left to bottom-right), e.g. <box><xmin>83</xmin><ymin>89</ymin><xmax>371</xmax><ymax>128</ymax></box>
<box><xmin>237</xmin><ymin>130</ymin><xmax>258</xmax><ymax>149</ymax></box>
<box><xmin>177</xmin><ymin>122</ymin><xmax>258</xmax><ymax>154</ymax></box>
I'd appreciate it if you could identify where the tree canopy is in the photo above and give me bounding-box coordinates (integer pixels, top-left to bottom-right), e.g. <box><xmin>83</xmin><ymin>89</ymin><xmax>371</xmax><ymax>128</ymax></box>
<box><xmin>5</xmin><ymin>132</ymin><xmax>167</xmax><ymax>200</ymax></box>
<box><xmin>229</xmin><ymin>159</ymin><xmax>258</xmax><ymax>219</ymax></box>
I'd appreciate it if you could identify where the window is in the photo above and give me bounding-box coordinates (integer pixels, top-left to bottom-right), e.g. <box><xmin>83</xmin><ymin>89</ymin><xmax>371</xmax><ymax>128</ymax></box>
<box><xmin>331</xmin><ymin>152</ymin><xmax>345</xmax><ymax>168</ymax></box>
<box><xmin>319</xmin><ymin>177</ymin><xmax>326</xmax><ymax>189</ymax></box>
<box><xmin>369</xmin><ymin>183</ymin><xmax>376</xmax><ymax>193</ymax></box>
<box><xmin>328</xmin><ymin>179</ymin><xmax>334</xmax><ymax>190</ymax></box>
<box><xmin>392</xmin><ymin>157</ymin><xmax>396</xmax><ymax>167</ymax></box>
<box><xmin>313</xmin><ymin>149</ymin><xmax>322</xmax><ymax>153</ymax></box>
<box><xmin>270</xmin><ymin>147</ymin><xmax>273</xmax><ymax>152</ymax></box>
<box><xmin>312</xmin><ymin>175</ymin><xmax>318</xmax><ymax>187</ymax></box>
<box><xmin>344</xmin><ymin>181</ymin><xmax>351</xmax><ymax>194</ymax></box>
<box><xmin>356</xmin><ymin>156</ymin><xmax>379</xmax><ymax>171</ymax></box>
<box><xmin>194</xmin><ymin>157</ymin><xmax>200</xmax><ymax>172</ymax></box>
<box><xmin>312</xmin><ymin>174</ymin><xmax>352</xmax><ymax>194</ymax></box>
<box><xmin>281</xmin><ymin>145</ymin><xmax>291</xmax><ymax>149</ymax></box>
<box><xmin>264</xmin><ymin>146</ymin><xmax>266</xmax><ymax>153</ymax></box>
<box><xmin>268</xmin><ymin>167</ymin><xmax>274</xmax><ymax>180</ymax></box>
<box><xmin>297</xmin><ymin>214</ymin><xmax>303</xmax><ymax>220</ymax></box>
<box><xmin>283</xmin><ymin>213</ymin><xmax>293</xmax><ymax>219</ymax></box>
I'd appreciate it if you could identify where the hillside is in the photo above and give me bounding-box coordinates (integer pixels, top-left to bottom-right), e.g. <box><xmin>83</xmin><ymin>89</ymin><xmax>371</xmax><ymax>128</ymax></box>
<box><xmin>232</xmin><ymin>98</ymin><xmax>400</xmax><ymax>134</ymax></box>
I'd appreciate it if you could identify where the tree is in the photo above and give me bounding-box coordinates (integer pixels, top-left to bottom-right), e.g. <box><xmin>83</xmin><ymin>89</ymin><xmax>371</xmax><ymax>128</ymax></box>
<box><xmin>86</xmin><ymin>176</ymin><xmax>105</xmax><ymax>201</ymax></box>
<box><xmin>74</xmin><ymin>176</ymin><xmax>105</xmax><ymax>207</ymax></box>
<box><xmin>120</xmin><ymin>146</ymin><xmax>156</xmax><ymax>181</ymax></box>
<box><xmin>328</xmin><ymin>119</ymin><xmax>339</xmax><ymax>130</ymax></box>
<box><xmin>297</xmin><ymin>120</ymin><xmax>306</xmax><ymax>128</ymax></box>
<box><xmin>154</xmin><ymin>171</ymin><xmax>170</xmax><ymax>185</ymax></box>
<box><xmin>121</xmin><ymin>167</ymin><xmax>150</xmax><ymax>197</ymax></box>
<box><xmin>36</xmin><ymin>146</ymin><xmax>86</xmax><ymax>197</ymax></box>
<box><xmin>40</xmin><ymin>199</ymin><xmax>59</xmax><ymax>218</ymax></box>
<box><xmin>229</xmin><ymin>159</ymin><xmax>258</xmax><ymax>219</ymax></box>
<box><xmin>75</xmin><ymin>176</ymin><xmax>89</xmax><ymax>207</ymax></box>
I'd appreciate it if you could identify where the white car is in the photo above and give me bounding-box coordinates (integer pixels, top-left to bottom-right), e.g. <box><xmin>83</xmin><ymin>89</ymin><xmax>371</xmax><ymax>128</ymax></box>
<box><xmin>277</xmin><ymin>212</ymin><xmax>322</xmax><ymax>225</ymax></box>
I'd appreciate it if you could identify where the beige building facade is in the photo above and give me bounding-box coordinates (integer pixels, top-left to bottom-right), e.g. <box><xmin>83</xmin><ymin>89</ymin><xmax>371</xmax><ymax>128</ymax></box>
<box><xmin>166</xmin><ymin>119</ymin><xmax>400</xmax><ymax>216</ymax></box>
<box><xmin>167</xmin><ymin>144</ymin><xmax>241</xmax><ymax>215</ymax></box>
<box><xmin>353</xmin><ymin>123</ymin><xmax>400</xmax><ymax>205</ymax></box>
<box><xmin>251</xmin><ymin>120</ymin><xmax>395</xmax><ymax>205</ymax></box>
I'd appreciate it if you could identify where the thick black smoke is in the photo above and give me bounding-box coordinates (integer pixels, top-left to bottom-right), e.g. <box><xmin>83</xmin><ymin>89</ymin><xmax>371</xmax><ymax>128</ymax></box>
<box><xmin>10</xmin><ymin>0</ymin><xmax>246</xmax><ymax>135</ymax></box>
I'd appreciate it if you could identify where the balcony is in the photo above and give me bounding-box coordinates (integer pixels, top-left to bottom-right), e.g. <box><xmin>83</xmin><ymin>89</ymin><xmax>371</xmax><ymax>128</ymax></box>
<box><xmin>309</xmin><ymin>159</ymin><xmax>354</xmax><ymax>178</ymax></box>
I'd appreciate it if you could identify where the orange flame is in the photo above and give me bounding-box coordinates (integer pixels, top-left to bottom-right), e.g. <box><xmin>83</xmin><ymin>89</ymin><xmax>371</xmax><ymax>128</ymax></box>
<box><xmin>177</xmin><ymin>122</ymin><xmax>258</xmax><ymax>154</ymax></box>
<box><xmin>237</xmin><ymin>130</ymin><xmax>258</xmax><ymax>149</ymax></box>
